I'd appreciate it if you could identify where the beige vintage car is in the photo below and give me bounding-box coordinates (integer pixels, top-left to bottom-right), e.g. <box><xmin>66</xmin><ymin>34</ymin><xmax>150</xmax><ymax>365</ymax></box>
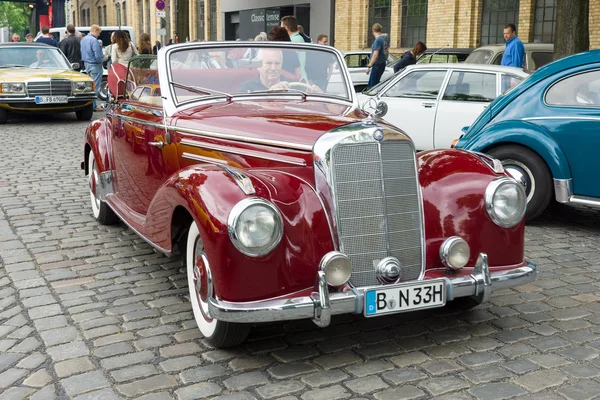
<box><xmin>465</xmin><ymin>43</ymin><xmax>554</xmax><ymax>71</ymax></box>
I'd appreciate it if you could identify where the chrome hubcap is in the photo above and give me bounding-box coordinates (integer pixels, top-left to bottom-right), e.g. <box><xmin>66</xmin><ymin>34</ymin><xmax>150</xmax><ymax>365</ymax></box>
<box><xmin>503</xmin><ymin>160</ymin><xmax>535</xmax><ymax>203</ymax></box>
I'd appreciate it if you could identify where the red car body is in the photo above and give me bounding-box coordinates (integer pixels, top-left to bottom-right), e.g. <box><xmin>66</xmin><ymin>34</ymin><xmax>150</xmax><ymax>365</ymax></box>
<box><xmin>83</xmin><ymin>43</ymin><xmax>535</xmax><ymax>347</ymax></box>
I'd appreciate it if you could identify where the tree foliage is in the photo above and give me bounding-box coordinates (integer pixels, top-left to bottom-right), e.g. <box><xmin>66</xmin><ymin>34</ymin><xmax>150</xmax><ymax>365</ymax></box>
<box><xmin>554</xmin><ymin>0</ymin><xmax>589</xmax><ymax>60</ymax></box>
<box><xmin>0</xmin><ymin>1</ymin><xmax>31</xmax><ymax>38</ymax></box>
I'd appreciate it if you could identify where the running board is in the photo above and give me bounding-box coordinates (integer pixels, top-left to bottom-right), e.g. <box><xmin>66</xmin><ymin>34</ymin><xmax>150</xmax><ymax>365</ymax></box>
<box><xmin>554</xmin><ymin>179</ymin><xmax>600</xmax><ymax>208</ymax></box>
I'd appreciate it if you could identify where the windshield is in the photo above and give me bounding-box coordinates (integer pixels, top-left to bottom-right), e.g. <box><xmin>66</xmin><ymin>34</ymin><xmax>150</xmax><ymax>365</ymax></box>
<box><xmin>0</xmin><ymin>46</ymin><xmax>70</xmax><ymax>69</ymax></box>
<box><xmin>168</xmin><ymin>44</ymin><xmax>350</xmax><ymax>104</ymax></box>
<box><xmin>465</xmin><ymin>49</ymin><xmax>494</xmax><ymax>64</ymax></box>
<box><xmin>362</xmin><ymin>73</ymin><xmax>397</xmax><ymax>96</ymax></box>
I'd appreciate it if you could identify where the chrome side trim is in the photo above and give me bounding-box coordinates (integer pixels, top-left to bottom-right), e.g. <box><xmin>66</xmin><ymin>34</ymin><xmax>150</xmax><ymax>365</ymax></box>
<box><xmin>524</xmin><ymin>116</ymin><xmax>600</xmax><ymax>121</ymax></box>
<box><xmin>554</xmin><ymin>178</ymin><xmax>572</xmax><ymax>203</ymax></box>
<box><xmin>219</xmin><ymin>165</ymin><xmax>256</xmax><ymax>195</ymax></box>
<box><xmin>207</xmin><ymin>255</ymin><xmax>536</xmax><ymax>325</ymax></box>
<box><xmin>182</xmin><ymin>152</ymin><xmax>228</xmax><ymax>165</ymax></box>
<box><xmin>115</xmin><ymin>114</ymin><xmax>165</xmax><ymax>129</ymax></box>
<box><xmin>180</xmin><ymin>138</ymin><xmax>307</xmax><ymax>166</ymax></box>
<box><xmin>570</xmin><ymin>195</ymin><xmax>600</xmax><ymax>208</ymax></box>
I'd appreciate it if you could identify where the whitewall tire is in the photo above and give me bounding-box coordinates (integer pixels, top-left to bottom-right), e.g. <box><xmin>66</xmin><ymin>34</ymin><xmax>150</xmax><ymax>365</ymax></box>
<box><xmin>88</xmin><ymin>150</ymin><xmax>118</xmax><ymax>225</ymax></box>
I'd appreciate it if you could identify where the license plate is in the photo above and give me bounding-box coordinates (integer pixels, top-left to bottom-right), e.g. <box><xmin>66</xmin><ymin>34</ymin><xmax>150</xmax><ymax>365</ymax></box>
<box><xmin>364</xmin><ymin>279</ymin><xmax>446</xmax><ymax>316</ymax></box>
<box><xmin>35</xmin><ymin>96</ymin><xmax>68</xmax><ymax>104</ymax></box>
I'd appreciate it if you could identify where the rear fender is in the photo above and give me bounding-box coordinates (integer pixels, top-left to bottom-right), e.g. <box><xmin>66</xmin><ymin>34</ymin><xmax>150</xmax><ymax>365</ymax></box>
<box><xmin>459</xmin><ymin>120</ymin><xmax>572</xmax><ymax>180</ymax></box>
<box><xmin>83</xmin><ymin>118</ymin><xmax>113</xmax><ymax>175</ymax></box>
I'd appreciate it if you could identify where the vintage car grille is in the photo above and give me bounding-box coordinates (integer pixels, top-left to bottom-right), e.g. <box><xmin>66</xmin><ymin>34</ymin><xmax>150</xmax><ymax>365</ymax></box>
<box><xmin>27</xmin><ymin>80</ymin><xmax>72</xmax><ymax>97</ymax></box>
<box><xmin>332</xmin><ymin>140</ymin><xmax>423</xmax><ymax>287</ymax></box>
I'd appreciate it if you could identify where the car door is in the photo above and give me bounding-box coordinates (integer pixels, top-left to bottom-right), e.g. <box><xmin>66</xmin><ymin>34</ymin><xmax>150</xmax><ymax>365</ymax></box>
<box><xmin>378</xmin><ymin>69</ymin><xmax>448</xmax><ymax>150</ymax></box>
<box><xmin>345</xmin><ymin>53</ymin><xmax>371</xmax><ymax>87</ymax></box>
<box><xmin>433</xmin><ymin>70</ymin><xmax>497</xmax><ymax>148</ymax></box>
<box><xmin>110</xmin><ymin>57</ymin><xmax>178</xmax><ymax>216</ymax></box>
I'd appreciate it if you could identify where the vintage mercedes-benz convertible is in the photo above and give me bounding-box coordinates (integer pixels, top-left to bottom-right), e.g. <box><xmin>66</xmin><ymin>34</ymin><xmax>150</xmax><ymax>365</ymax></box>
<box><xmin>82</xmin><ymin>42</ymin><xmax>536</xmax><ymax>347</ymax></box>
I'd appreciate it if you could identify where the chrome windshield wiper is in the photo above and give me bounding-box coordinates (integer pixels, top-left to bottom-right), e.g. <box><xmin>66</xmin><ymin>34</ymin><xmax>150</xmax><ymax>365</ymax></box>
<box><xmin>170</xmin><ymin>82</ymin><xmax>232</xmax><ymax>101</ymax></box>
<box><xmin>0</xmin><ymin>64</ymin><xmax>28</xmax><ymax>69</ymax></box>
<box><xmin>240</xmin><ymin>88</ymin><xmax>309</xmax><ymax>101</ymax></box>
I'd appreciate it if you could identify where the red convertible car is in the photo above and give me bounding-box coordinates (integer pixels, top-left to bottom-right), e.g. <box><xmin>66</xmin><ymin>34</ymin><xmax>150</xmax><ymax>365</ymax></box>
<box><xmin>83</xmin><ymin>43</ymin><xmax>535</xmax><ymax>347</ymax></box>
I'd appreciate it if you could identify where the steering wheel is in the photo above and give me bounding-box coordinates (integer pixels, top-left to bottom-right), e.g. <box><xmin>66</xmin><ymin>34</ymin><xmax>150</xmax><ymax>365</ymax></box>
<box><xmin>288</xmin><ymin>81</ymin><xmax>315</xmax><ymax>92</ymax></box>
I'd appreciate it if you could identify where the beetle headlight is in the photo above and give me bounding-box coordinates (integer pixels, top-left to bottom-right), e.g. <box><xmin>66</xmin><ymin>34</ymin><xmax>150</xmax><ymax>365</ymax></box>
<box><xmin>1</xmin><ymin>83</ymin><xmax>25</xmax><ymax>93</ymax></box>
<box><xmin>485</xmin><ymin>177</ymin><xmax>527</xmax><ymax>228</ymax></box>
<box><xmin>73</xmin><ymin>81</ymin><xmax>93</xmax><ymax>92</ymax></box>
<box><xmin>228</xmin><ymin>198</ymin><xmax>283</xmax><ymax>257</ymax></box>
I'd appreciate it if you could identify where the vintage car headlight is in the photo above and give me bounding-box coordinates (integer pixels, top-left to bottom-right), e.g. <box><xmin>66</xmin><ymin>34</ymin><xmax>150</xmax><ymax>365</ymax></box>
<box><xmin>485</xmin><ymin>177</ymin><xmax>527</xmax><ymax>228</ymax></box>
<box><xmin>320</xmin><ymin>252</ymin><xmax>352</xmax><ymax>286</ymax></box>
<box><xmin>228</xmin><ymin>198</ymin><xmax>283</xmax><ymax>257</ymax></box>
<box><xmin>1</xmin><ymin>83</ymin><xmax>25</xmax><ymax>93</ymax></box>
<box><xmin>73</xmin><ymin>81</ymin><xmax>93</xmax><ymax>92</ymax></box>
<box><xmin>440</xmin><ymin>236</ymin><xmax>470</xmax><ymax>270</ymax></box>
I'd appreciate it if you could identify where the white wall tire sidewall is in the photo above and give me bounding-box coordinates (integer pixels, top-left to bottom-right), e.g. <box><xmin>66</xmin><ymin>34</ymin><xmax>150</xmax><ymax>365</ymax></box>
<box><xmin>88</xmin><ymin>151</ymin><xmax>101</xmax><ymax>219</ymax></box>
<box><xmin>186</xmin><ymin>221</ymin><xmax>217</xmax><ymax>338</ymax></box>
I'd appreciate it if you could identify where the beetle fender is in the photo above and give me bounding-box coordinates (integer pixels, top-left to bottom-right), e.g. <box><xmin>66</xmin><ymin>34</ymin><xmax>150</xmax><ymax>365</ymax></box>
<box><xmin>418</xmin><ymin>149</ymin><xmax>525</xmax><ymax>270</ymax></box>
<box><xmin>459</xmin><ymin>120</ymin><xmax>572</xmax><ymax>180</ymax></box>
<box><xmin>144</xmin><ymin>165</ymin><xmax>335</xmax><ymax>303</ymax></box>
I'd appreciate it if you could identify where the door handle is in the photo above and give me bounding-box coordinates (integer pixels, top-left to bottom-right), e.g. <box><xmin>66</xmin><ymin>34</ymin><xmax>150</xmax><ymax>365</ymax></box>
<box><xmin>148</xmin><ymin>141</ymin><xmax>164</xmax><ymax>148</ymax></box>
<box><xmin>422</xmin><ymin>102</ymin><xmax>435</xmax><ymax>108</ymax></box>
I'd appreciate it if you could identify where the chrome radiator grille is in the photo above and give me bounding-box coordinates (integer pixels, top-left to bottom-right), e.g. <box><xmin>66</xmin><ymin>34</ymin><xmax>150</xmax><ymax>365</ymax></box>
<box><xmin>332</xmin><ymin>140</ymin><xmax>423</xmax><ymax>287</ymax></box>
<box><xmin>27</xmin><ymin>80</ymin><xmax>72</xmax><ymax>97</ymax></box>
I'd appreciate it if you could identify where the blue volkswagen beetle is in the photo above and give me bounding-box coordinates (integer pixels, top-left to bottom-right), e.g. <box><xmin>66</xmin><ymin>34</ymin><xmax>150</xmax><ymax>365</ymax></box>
<box><xmin>454</xmin><ymin>50</ymin><xmax>600</xmax><ymax>221</ymax></box>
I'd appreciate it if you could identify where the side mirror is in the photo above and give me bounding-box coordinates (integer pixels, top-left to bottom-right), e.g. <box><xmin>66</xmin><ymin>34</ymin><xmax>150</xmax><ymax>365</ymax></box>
<box><xmin>71</xmin><ymin>62</ymin><xmax>80</xmax><ymax>70</ymax></box>
<box><xmin>375</xmin><ymin>101</ymin><xmax>388</xmax><ymax>117</ymax></box>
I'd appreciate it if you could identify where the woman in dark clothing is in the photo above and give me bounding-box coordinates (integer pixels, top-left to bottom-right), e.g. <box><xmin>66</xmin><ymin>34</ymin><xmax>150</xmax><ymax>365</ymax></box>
<box><xmin>138</xmin><ymin>33</ymin><xmax>153</xmax><ymax>55</ymax></box>
<box><xmin>152</xmin><ymin>41</ymin><xmax>162</xmax><ymax>55</ymax></box>
<box><xmin>268</xmin><ymin>26</ymin><xmax>301</xmax><ymax>77</ymax></box>
<box><xmin>393</xmin><ymin>41</ymin><xmax>427</xmax><ymax>73</ymax></box>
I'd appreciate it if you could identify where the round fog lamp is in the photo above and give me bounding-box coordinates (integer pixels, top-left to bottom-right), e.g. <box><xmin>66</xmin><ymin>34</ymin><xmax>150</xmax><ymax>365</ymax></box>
<box><xmin>440</xmin><ymin>236</ymin><xmax>470</xmax><ymax>270</ymax></box>
<box><xmin>320</xmin><ymin>252</ymin><xmax>352</xmax><ymax>287</ymax></box>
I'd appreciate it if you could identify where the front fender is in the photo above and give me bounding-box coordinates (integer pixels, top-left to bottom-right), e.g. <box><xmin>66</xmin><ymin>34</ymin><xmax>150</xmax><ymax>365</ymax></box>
<box><xmin>418</xmin><ymin>149</ymin><xmax>525</xmax><ymax>269</ymax></box>
<box><xmin>145</xmin><ymin>165</ymin><xmax>334</xmax><ymax>303</ymax></box>
<box><xmin>456</xmin><ymin>120</ymin><xmax>572</xmax><ymax>180</ymax></box>
<box><xmin>84</xmin><ymin>118</ymin><xmax>112</xmax><ymax>174</ymax></box>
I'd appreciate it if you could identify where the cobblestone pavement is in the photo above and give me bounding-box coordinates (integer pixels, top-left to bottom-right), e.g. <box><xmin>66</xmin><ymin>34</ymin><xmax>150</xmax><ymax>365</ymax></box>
<box><xmin>2</xmin><ymin>113</ymin><xmax>600</xmax><ymax>400</ymax></box>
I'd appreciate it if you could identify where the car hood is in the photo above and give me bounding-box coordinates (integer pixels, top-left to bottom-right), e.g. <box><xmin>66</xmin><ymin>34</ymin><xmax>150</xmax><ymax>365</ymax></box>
<box><xmin>0</xmin><ymin>68</ymin><xmax>90</xmax><ymax>82</ymax></box>
<box><xmin>173</xmin><ymin>100</ymin><xmax>369</xmax><ymax>150</ymax></box>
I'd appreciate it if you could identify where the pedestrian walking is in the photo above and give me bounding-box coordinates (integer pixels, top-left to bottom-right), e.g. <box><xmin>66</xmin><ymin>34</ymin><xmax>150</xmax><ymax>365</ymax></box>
<box><xmin>138</xmin><ymin>33</ymin><xmax>153</xmax><ymax>55</ymax></box>
<box><xmin>103</xmin><ymin>32</ymin><xmax>116</xmax><ymax>68</ymax></box>
<box><xmin>280</xmin><ymin>15</ymin><xmax>307</xmax><ymax>79</ymax></box>
<box><xmin>167</xmin><ymin>39</ymin><xmax>174</xmax><ymax>46</ymax></box>
<box><xmin>59</xmin><ymin>24</ymin><xmax>82</xmax><ymax>71</ymax></box>
<box><xmin>366</xmin><ymin>23</ymin><xmax>387</xmax><ymax>88</ymax></box>
<box><xmin>501</xmin><ymin>23</ymin><xmax>525</xmax><ymax>68</ymax></box>
<box><xmin>111</xmin><ymin>30</ymin><xmax>138</xmax><ymax>66</ymax></box>
<box><xmin>306</xmin><ymin>34</ymin><xmax>332</xmax><ymax>91</ymax></box>
<box><xmin>11</xmin><ymin>33</ymin><xmax>21</xmax><ymax>42</ymax></box>
<box><xmin>268</xmin><ymin>26</ymin><xmax>301</xmax><ymax>78</ymax></box>
<box><xmin>25</xmin><ymin>34</ymin><xmax>34</xmax><ymax>42</ymax></box>
<box><xmin>36</xmin><ymin>26</ymin><xmax>58</xmax><ymax>47</ymax></box>
<box><xmin>153</xmin><ymin>40</ymin><xmax>162</xmax><ymax>55</ymax></box>
<box><xmin>393</xmin><ymin>41</ymin><xmax>427</xmax><ymax>73</ymax></box>
<box><xmin>297</xmin><ymin>25</ymin><xmax>312</xmax><ymax>43</ymax></box>
<box><xmin>81</xmin><ymin>25</ymin><xmax>105</xmax><ymax>111</ymax></box>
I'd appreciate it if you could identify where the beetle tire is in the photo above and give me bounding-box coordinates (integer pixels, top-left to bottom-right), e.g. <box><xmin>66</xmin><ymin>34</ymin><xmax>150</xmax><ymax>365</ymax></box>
<box><xmin>88</xmin><ymin>151</ymin><xmax>119</xmax><ymax>225</ymax></box>
<box><xmin>487</xmin><ymin>144</ymin><xmax>553</xmax><ymax>221</ymax></box>
<box><xmin>0</xmin><ymin>108</ymin><xmax>7</xmax><ymax>124</ymax></box>
<box><xmin>186</xmin><ymin>221</ymin><xmax>250</xmax><ymax>348</ymax></box>
<box><xmin>76</xmin><ymin>104</ymin><xmax>94</xmax><ymax>121</ymax></box>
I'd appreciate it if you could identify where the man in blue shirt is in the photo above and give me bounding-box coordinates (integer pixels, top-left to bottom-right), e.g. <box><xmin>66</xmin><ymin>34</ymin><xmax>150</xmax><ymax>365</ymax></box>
<box><xmin>366</xmin><ymin>23</ymin><xmax>387</xmax><ymax>88</ymax></box>
<box><xmin>501</xmin><ymin>23</ymin><xmax>525</xmax><ymax>69</ymax></box>
<box><xmin>80</xmin><ymin>25</ymin><xmax>105</xmax><ymax>111</ymax></box>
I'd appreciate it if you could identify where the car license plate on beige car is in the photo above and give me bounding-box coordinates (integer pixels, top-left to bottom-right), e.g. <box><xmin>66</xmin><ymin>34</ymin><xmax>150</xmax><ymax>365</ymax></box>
<box><xmin>35</xmin><ymin>96</ymin><xmax>68</xmax><ymax>104</ymax></box>
<box><xmin>364</xmin><ymin>279</ymin><xmax>446</xmax><ymax>316</ymax></box>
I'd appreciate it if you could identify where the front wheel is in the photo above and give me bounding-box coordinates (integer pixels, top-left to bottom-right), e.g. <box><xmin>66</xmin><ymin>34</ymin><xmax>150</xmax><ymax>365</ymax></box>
<box><xmin>76</xmin><ymin>104</ymin><xmax>94</xmax><ymax>121</ymax></box>
<box><xmin>88</xmin><ymin>150</ymin><xmax>119</xmax><ymax>225</ymax></box>
<box><xmin>186</xmin><ymin>221</ymin><xmax>250</xmax><ymax>348</ymax></box>
<box><xmin>487</xmin><ymin>145</ymin><xmax>553</xmax><ymax>222</ymax></box>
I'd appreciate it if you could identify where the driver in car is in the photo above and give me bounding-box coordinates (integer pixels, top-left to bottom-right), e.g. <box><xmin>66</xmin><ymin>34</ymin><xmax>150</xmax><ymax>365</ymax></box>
<box><xmin>30</xmin><ymin>50</ymin><xmax>52</xmax><ymax>68</ymax></box>
<box><xmin>239</xmin><ymin>48</ymin><xmax>322</xmax><ymax>93</ymax></box>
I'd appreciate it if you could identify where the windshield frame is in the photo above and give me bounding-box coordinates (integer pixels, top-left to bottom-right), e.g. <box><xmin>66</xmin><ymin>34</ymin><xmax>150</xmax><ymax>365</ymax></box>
<box><xmin>0</xmin><ymin>45</ymin><xmax>72</xmax><ymax>70</ymax></box>
<box><xmin>160</xmin><ymin>41</ymin><xmax>356</xmax><ymax>116</ymax></box>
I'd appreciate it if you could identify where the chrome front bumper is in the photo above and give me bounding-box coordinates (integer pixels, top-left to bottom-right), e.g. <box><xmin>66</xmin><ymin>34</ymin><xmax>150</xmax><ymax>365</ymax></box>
<box><xmin>208</xmin><ymin>253</ymin><xmax>536</xmax><ymax>328</ymax></box>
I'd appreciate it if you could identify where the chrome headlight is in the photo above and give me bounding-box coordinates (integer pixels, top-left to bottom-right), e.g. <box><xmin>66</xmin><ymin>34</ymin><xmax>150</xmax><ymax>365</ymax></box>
<box><xmin>320</xmin><ymin>252</ymin><xmax>352</xmax><ymax>286</ymax></box>
<box><xmin>228</xmin><ymin>198</ymin><xmax>283</xmax><ymax>257</ymax></box>
<box><xmin>1</xmin><ymin>82</ymin><xmax>25</xmax><ymax>93</ymax></box>
<box><xmin>73</xmin><ymin>81</ymin><xmax>93</xmax><ymax>92</ymax></box>
<box><xmin>485</xmin><ymin>177</ymin><xmax>527</xmax><ymax>228</ymax></box>
<box><xmin>440</xmin><ymin>236</ymin><xmax>470</xmax><ymax>270</ymax></box>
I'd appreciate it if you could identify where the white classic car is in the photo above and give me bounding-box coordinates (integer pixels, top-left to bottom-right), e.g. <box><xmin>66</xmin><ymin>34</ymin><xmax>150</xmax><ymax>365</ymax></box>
<box><xmin>357</xmin><ymin>63</ymin><xmax>530</xmax><ymax>150</ymax></box>
<box><xmin>342</xmin><ymin>51</ymin><xmax>396</xmax><ymax>92</ymax></box>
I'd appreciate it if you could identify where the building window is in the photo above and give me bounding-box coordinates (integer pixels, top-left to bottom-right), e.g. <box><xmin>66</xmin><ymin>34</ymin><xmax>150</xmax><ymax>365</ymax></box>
<box><xmin>87</xmin><ymin>9</ymin><xmax>91</xmax><ymax>26</ymax></box>
<box><xmin>210</xmin><ymin>0</ymin><xmax>216</xmax><ymax>40</ymax></box>
<box><xmin>82</xmin><ymin>9</ymin><xmax>86</xmax><ymax>26</ymax></box>
<box><xmin>98</xmin><ymin>7</ymin><xmax>102</xmax><ymax>25</ymax></box>
<box><xmin>367</xmin><ymin>0</ymin><xmax>391</xmax><ymax>47</ymax></box>
<box><xmin>401</xmin><ymin>0</ymin><xmax>428</xmax><ymax>48</ymax></box>
<box><xmin>103</xmin><ymin>5</ymin><xmax>107</xmax><ymax>26</ymax></box>
<box><xmin>534</xmin><ymin>0</ymin><xmax>555</xmax><ymax>43</ymax></box>
<box><xmin>480</xmin><ymin>0</ymin><xmax>520</xmax><ymax>46</ymax></box>
<box><xmin>122</xmin><ymin>1</ymin><xmax>127</xmax><ymax>26</ymax></box>
<box><xmin>73</xmin><ymin>11</ymin><xmax>76</xmax><ymax>25</ymax></box>
<box><xmin>196</xmin><ymin>0</ymin><xmax>205</xmax><ymax>40</ymax></box>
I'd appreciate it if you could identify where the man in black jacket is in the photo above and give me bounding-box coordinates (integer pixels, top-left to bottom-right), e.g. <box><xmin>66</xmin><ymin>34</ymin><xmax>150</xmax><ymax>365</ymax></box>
<box><xmin>59</xmin><ymin>24</ymin><xmax>82</xmax><ymax>71</ymax></box>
